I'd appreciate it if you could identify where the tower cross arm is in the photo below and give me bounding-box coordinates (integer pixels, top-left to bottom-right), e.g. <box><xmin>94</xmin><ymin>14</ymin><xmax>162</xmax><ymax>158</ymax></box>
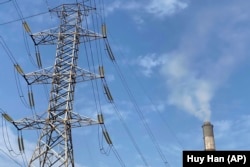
<box><xmin>69</xmin><ymin>112</ymin><xmax>100</xmax><ymax>128</ymax></box>
<box><xmin>11</xmin><ymin>112</ymin><xmax>100</xmax><ymax>131</ymax></box>
<box><xmin>12</xmin><ymin>115</ymin><xmax>46</xmax><ymax>130</ymax></box>
<box><xmin>31</xmin><ymin>27</ymin><xmax>105</xmax><ymax>45</ymax></box>
<box><xmin>23</xmin><ymin>66</ymin><xmax>102</xmax><ymax>85</ymax></box>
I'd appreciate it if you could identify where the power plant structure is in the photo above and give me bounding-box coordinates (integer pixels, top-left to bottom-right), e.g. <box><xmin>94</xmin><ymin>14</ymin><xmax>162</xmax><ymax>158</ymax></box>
<box><xmin>202</xmin><ymin>121</ymin><xmax>216</xmax><ymax>151</ymax></box>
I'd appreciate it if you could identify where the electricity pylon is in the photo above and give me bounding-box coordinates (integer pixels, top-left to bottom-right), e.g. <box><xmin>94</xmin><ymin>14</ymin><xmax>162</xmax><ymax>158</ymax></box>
<box><xmin>9</xmin><ymin>2</ymin><xmax>106</xmax><ymax>166</ymax></box>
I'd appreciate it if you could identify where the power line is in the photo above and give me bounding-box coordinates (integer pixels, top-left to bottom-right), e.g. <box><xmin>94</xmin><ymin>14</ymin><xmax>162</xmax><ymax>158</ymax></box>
<box><xmin>138</xmin><ymin>82</ymin><xmax>185</xmax><ymax>149</ymax></box>
<box><xmin>11</xmin><ymin>0</ymin><xmax>38</xmax><ymax>68</ymax></box>
<box><xmin>0</xmin><ymin>108</ymin><xmax>27</xmax><ymax>167</ymax></box>
<box><xmin>115</xmin><ymin>62</ymin><xmax>170</xmax><ymax>166</ymax></box>
<box><xmin>12</xmin><ymin>0</ymin><xmax>24</xmax><ymax>20</ymax></box>
<box><xmin>7</xmin><ymin>0</ymin><xmax>50</xmax><ymax>115</ymax></box>
<box><xmin>0</xmin><ymin>11</ymin><xmax>49</xmax><ymax>26</ymax></box>
<box><xmin>110</xmin><ymin>38</ymin><xmax>184</xmax><ymax>149</ymax></box>
<box><xmin>112</xmin><ymin>102</ymin><xmax>150</xmax><ymax>166</ymax></box>
<box><xmin>0</xmin><ymin>148</ymin><xmax>23</xmax><ymax>167</ymax></box>
<box><xmin>81</xmin><ymin>11</ymin><xmax>132</xmax><ymax>164</ymax></box>
<box><xmin>1</xmin><ymin>116</ymin><xmax>20</xmax><ymax>157</ymax></box>
<box><xmin>0</xmin><ymin>36</ymin><xmax>18</xmax><ymax>64</ymax></box>
<box><xmin>104</xmin><ymin>38</ymin><xmax>170</xmax><ymax>166</ymax></box>
<box><xmin>44</xmin><ymin>0</ymin><xmax>50</xmax><ymax>10</ymax></box>
<box><xmin>0</xmin><ymin>36</ymin><xmax>31</xmax><ymax>108</ymax></box>
<box><xmin>111</xmin><ymin>146</ymin><xmax>126</xmax><ymax>167</ymax></box>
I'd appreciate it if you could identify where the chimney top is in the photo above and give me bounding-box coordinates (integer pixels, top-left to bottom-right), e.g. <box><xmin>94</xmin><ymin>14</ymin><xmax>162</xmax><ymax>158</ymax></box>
<box><xmin>202</xmin><ymin>121</ymin><xmax>215</xmax><ymax>151</ymax></box>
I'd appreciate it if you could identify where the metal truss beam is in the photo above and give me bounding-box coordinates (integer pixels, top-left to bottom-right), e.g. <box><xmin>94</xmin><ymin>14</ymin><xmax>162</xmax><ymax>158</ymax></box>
<box><xmin>11</xmin><ymin>3</ymin><xmax>103</xmax><ymax>167</ymax></box>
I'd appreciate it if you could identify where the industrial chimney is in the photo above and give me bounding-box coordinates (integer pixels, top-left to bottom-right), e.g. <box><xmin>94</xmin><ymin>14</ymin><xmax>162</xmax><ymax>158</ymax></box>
<box><xmin>202</xmin><ymin>121</ymin><xmax>215</xmax><ymax>151</ymax></box>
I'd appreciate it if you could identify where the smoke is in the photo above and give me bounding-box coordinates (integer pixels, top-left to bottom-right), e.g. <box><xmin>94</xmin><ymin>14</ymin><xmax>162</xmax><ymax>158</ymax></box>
<box><xmin>160</xmin><ymin>54</ymin><xmax>214</xmax><ymax>121</ymax></box>
<box><xmin>154</xmin><ymin>1</ymin><xmax>250</xmax><ymax>121</ymax></box>
<box><xmin>137</xmin><ymin>51</ymin><xmax>241</xmax><ymax>121</ymax></box>
<box><xmin>135</xmin><ymin>1</ymin><xmax>250</xmax><ymax>121</ymax></box>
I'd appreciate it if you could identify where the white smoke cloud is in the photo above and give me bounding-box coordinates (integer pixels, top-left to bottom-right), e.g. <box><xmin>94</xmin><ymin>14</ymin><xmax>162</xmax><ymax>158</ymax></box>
<box><xmin>137</xmin><ymin>1</ymin><xmax>250</xmax><ymax>121</ymax></box>
<box><xmin>158</xmin><ymin>36</ymin><xmax>248</xmax><ymax>121</ymax></box>
<box><xmin>160</xmin><ymin>54</ymin><xmax>214</xmax><ymax>121</ymax></box>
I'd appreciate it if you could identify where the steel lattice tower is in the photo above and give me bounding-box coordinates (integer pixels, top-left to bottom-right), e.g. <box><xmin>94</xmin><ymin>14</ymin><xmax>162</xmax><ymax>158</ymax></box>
<box><xmin>10</xmin><ymin>2</ymin><xmax>105</xmax><ymax>167</ymax></box>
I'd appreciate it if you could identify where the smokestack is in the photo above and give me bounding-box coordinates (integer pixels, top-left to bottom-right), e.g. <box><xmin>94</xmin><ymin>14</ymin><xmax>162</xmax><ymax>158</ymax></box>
<box><xmin>202</xmin><ymin>121</ymin><xmax>215</xmax><ymax>151</ymax></box>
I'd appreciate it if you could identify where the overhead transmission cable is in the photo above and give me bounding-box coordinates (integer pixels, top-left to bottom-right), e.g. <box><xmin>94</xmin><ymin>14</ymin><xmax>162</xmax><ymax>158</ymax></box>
<box><xmin>86</xmin><ymin>0</ymin><xmax>106</xmax><ymax>122</ymax></box>
<box><xmin>83</xmin><ymin>2</ymin><xmax>114</xmax><ymax>156</ymax></box>
<box><xmin>0</xmin><ymin>36</ymin><xmax>17</xmax><ymax>64</ymax></box>
<box><xmin>90</xmin><ymin>0</ymin><xmax>106</xmax><ymax>81</ymax></box>
<box><xmin>100</xmin><ymin>122</ymin><xmax>126</xmax><ymax>167</ymax></box>
<box><xmin>97</xmin><ymin>59</ymin><xmax>150</xmax><ymax>165</ymax></box>
<box><xmin>81</xmin><ymin>13</ymin><xmax>106</xmax><ymax>155</ymax></box>
<box><xmin>0</xmin><ymin>109</ymin><xmax>28</xmax><ymax>167</ymax></box>
<box><xmin>79</xmin><ymin>5</ymin><xmax>126</xmax><ymax>167</ymax></box>
<box><xmin>103</xmin><ymin>38</ymin><xmax>170</xmax><ymax>166</ymax></box>
<box><xmin>43</xmin><ymin>0</ymin><xmax>53</xmax><ymax>19</ymax></box>
<box><xmin>92</xmin><ymin>3</ymin><xmax>150</xmax><ymax>165</ymax></box>
<box><xmin>99</xmin><ymin>77</ymin><xmax>150</xmax><ymax>166</ymax></box>
<box><xmin>97</xmin><ymin>114</ymin><xmax>126</xmax><ymax>167</ymax></box>
<box><xmin>96</xmin><ymin>42</ymin><xmax>150</xmax><ymax>166</ymax></box>
<box><xmin>112</xmin><ymin>102</ymin><xmax>150</xmax><ymax>166</ymax></box>
<box><xmin>97</xmin><ymin>0</ymin><xmax>106</xmax><ymax>24</ymax></box>
<box><xmin>0</xmin><ymin>148</ymin><xmax>23</xmax><ymax>167</ymax></box>
<box><xmin>115</xmin><ymin>63</ymin><xmax>169</xmax><ymax>166</ymax></box>
<box><xmin>1</xmin><ymin>116</ymin><xmax>20</xmax><ymax>157</ymax></box>
<box><xmin>0</xmin><ymin>11</ymin><xmax>49</xmax><ymax>26</ymax></box>
<box><xmin>1</xmin><ymin>35</ymin><xmax>37</xmax><ymax>114</ymax></box>
<box><xmin>12</xmin><ymin>0</ymin><xmax>36</xmax><ymax>68</ymax></box>
<box><xmin>17</xmin><ymin>130</ymin><xmax>29</xmax><ymax>167</ymax></box>
<box><xmin>44</xmin><ymin>0</ymin><xmax>50</xmax><ymax>10</ymax></box>
<box><xmin>87</xmin><ymin>1</ymin><xmax>149</xmax><ymax>166</ymax></box>
<box><xmin>11</xmin><ymin>0</ymin><xmax>49</xmax><ymax>117</ymax></box>
<box><xmin>109</xmin><ymin>33</ymin><xmax>184</xmax><ymax>149</ymax></box>
<box><xmin>0</xmin><ymin>36</ymin><xmax>30</xmax><ymax>108</ymax></box>
<box><xmin>137</xmin><ymin>81</ymin><xmax>185</xmax><ymax>149</ymax></box>
<box><xmin>0</xmin><ymin>36</ymin><xmax>40</xmax><ymax>145</ymax></box>
<box><xmin>11</xmin><ymin>2</ymin><xmax>39</xmax><ymax>109</ymax></box>
<box><xmin>108</xmin><ymin>33</ymin><xmax>185</xmax><ymax>150</ymax></box>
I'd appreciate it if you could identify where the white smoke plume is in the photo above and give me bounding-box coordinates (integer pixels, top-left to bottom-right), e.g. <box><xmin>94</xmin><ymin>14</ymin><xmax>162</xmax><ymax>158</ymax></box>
<box><xmin>139</xmin><ymin>1</ymin><xmax>250</xmax><ymax>121</ymax></box>
<box><xmin>160</xmin><ymin>54</ymin><xmax>214</xmax><ymax>121</ymax></box>
<box><xmin>137</xmin><ymin>48</ymin><xmax>245</xmax><ymax>121</ymax></box>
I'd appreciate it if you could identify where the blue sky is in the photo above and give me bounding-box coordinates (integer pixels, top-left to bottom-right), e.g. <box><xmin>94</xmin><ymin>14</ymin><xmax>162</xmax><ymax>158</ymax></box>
<box><xmin>1</xmin><ymin>0</ymin><xmax>250</xmax><ymax>167</ymax></box>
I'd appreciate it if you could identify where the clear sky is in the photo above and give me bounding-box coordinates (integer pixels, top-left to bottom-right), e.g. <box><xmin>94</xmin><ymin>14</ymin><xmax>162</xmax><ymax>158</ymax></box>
<box><xmin>0</xmin><ymin>0</ymin><xmax>250</xmax><ymax>167</ymax></box>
